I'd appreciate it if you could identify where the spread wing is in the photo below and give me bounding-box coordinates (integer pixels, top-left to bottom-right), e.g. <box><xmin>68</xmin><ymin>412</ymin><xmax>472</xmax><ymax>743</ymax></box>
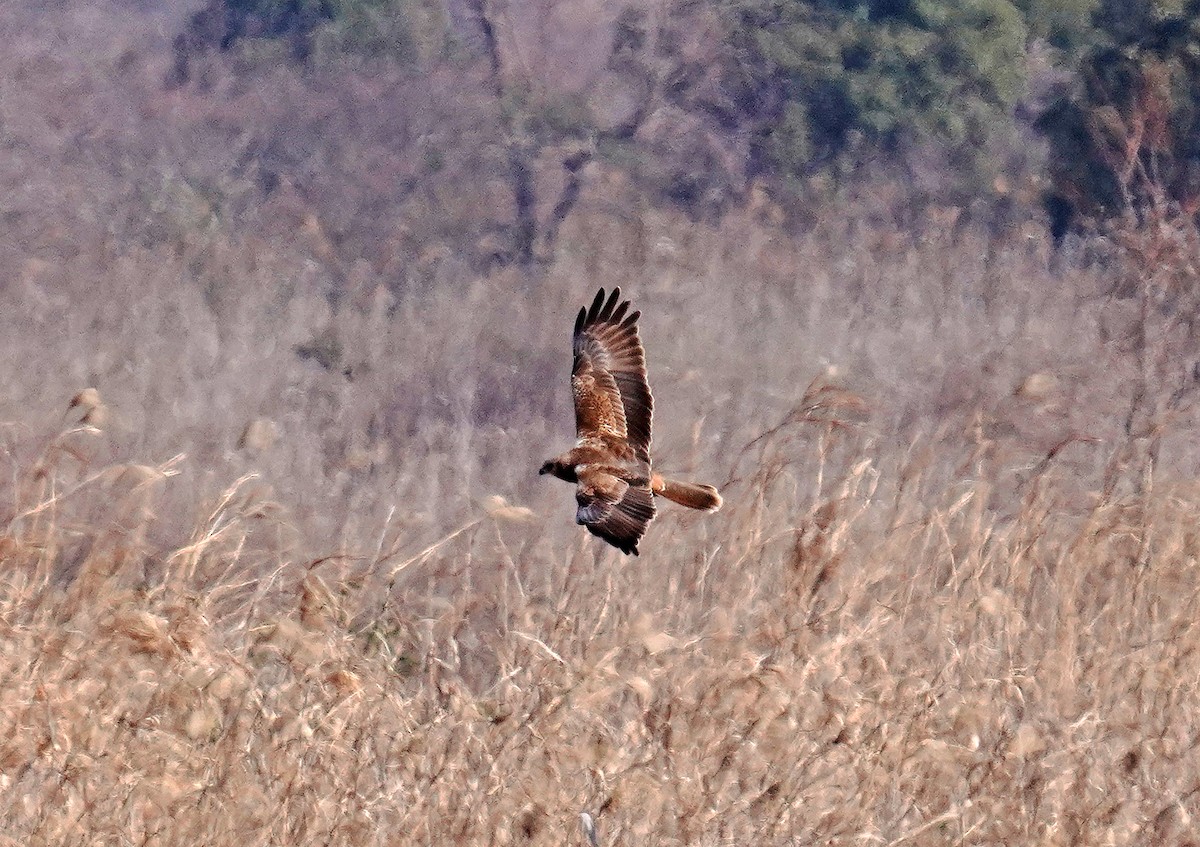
<box><xmin>572</xmin><ymin>288</ymin><xmax>653</xmax><ymax>462</ymax></box>
<box><xmin>575</xmin><ymin>471</ymin><xmax>656</xmax><ymax>556</ymax></box>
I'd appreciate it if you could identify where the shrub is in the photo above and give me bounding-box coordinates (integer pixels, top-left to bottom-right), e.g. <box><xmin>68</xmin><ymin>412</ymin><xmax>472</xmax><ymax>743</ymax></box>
<box><xmin>169</xmin><ymin>0</ymin><xmax>446</xmax><ymax>88</ymax></box>
<box><xmin>719</xmin><ymin>0</ymin><xmax>1028</xmax><ymax>189</ymax></box>
<box><xmin>1036</xmin><ymin>0</ymin><xmax>1200</xmax><ymax>229</ymax></box>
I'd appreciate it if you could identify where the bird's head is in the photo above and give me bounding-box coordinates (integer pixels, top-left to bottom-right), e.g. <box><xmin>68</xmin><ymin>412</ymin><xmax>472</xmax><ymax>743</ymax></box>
<box><xmin>540</xmin><ymin>457</ymin><xmax>577</xmax><ymax>482</ymax></box>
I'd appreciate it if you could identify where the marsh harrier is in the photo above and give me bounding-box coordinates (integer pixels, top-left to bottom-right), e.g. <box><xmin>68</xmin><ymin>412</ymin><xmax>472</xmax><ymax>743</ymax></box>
<box><xmin>540</xmin><ymin>288</ymin><xmax>722</xmax><ymax>555</ymax></box>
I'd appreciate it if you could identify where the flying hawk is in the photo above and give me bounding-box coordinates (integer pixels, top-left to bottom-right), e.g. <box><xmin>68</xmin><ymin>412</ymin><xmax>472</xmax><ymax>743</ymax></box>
<box><xmin>540</xmin><ymin>287</ymin><xmax>722</xmax><ymax>555</ymax></box>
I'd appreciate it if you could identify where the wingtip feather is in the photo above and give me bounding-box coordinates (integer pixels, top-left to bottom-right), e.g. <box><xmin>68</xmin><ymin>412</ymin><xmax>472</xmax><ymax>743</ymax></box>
<box><xmin>599</xmin><ymin>287</ymin><xmax>620</xmax><ymax>322</ymax></box>
<box><xmin>587</xmin><ymin>288</ymin><xmax>606</xmax><ymax>323</ymax></box>
<box><xmin>581</xmin><ymin>287</ymin><xmax>639</xmax><ymax>332</ymax></box>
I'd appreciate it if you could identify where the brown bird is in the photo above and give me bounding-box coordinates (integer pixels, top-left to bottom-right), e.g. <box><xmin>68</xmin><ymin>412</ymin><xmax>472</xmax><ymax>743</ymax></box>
<box><xmin>540</xmin><ymin>287</ymin><xmax>722</xmax><ymax>555</ymax></box>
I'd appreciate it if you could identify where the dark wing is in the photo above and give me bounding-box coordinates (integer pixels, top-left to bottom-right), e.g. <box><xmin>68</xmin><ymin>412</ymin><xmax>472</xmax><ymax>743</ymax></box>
<box><xmin>576</xmin><ymin>479</ymin><xmax>656</xmax><ymax>556</ymax></box>
<box><xmin>572</xmin><ymin>288</ymin><xmax>653</xmax><ymax>461</ymax></box>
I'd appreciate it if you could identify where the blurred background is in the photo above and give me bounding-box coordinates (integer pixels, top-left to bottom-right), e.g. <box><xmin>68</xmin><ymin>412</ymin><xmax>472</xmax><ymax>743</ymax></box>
<box><xmin>4</xmin><ymin>0</ymin><xmax>1200</xmax><ymax>549</ymax></box>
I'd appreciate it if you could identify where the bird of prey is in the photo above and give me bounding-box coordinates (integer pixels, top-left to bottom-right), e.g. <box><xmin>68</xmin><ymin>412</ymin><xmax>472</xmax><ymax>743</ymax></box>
<box><xmin>540</xmin><ymin>287</ymin><xmax>722</xmax><ymax>555</ymax></box>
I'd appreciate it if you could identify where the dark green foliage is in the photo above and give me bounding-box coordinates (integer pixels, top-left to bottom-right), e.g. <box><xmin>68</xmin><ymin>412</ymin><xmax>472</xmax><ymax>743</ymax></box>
<box><xmin>169</xmin><ymin>0</ymin><xmax>445</xmax><ymax>85</ymax></box>
<box><xmin>316</xmin><ymin>0</ymin><xmax>449</xmax><ymax>64</ymax></box>
<box><xmin>720</xmin><ymin>0</ymin><xmax>1028</xmax><ymax>185</ymax></box>
<box><xmin>1091</xmin><ymin>0</ymin><xmax>1186</xmax><ymax>46</ymax></box>
<box><xmin>1015</xmin><ymin>0</ymin><xmax>1101</xmax><ymax>53</ymax></box>
<box><xmin>1036</xmin><ymin>0</ymin><xmax>1200</xmax><ymax>224</ymax></box>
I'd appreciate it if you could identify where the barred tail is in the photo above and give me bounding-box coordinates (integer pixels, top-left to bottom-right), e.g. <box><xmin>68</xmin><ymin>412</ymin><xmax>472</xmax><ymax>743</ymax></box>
<box><xmin>651</xmin><ymin>474</ymin><xmax>723</xmax><ymax>512</ymax></box>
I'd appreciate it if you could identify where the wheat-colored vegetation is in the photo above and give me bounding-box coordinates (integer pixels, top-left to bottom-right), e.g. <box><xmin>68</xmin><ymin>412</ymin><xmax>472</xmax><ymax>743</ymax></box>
<box><xmin>5</xmin><ymin>3</ymin><xmax>1200</xmax><ymax>846</ymax></box>
<box><xmin>6</xmin><ymin>209</ymin><xmax>1200</xmax><ymax>845</ymax></box>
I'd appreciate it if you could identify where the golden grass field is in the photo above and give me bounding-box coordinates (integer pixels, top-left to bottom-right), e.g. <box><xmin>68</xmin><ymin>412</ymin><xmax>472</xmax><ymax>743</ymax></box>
<box><xmin>4</xmin><ymin>3</ymin><xmax>1200</xmax><ymax>845</ymax></box>
<box><xmin>5</xmin><ymin>204</ymin><xmax>1200</xmax><ymax>846</ymax></box>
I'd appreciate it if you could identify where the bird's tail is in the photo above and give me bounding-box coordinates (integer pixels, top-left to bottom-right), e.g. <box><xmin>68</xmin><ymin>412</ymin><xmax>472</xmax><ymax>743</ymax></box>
<box><xmin>651</xmin><ymin>473</ymin><xmax>723</xmax><ymax>512</ymax></box>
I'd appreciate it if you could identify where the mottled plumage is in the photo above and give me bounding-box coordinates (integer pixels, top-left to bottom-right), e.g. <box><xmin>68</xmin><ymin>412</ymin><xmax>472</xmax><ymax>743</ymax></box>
<box><xmin>540</xmin><ymin>288</ymin><xmax>722</xmax><ymax>555</ymax></box>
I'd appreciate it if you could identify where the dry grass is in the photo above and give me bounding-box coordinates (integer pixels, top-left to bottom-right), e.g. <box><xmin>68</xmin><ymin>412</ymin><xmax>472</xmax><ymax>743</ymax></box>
<box><xmin>4</xmin><ymin>211</ymin><xmax>1200</xmax><ymax>843</ymax></box>
<box><xmin>4</xmin><ymin>356</ymin><xmax>1200</xmax><ymax>845</ymax></box>
<box><xmin>5</xmin><ymin>3</ymin><xmax>1200</xmax><ymax>845</ymax></box>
